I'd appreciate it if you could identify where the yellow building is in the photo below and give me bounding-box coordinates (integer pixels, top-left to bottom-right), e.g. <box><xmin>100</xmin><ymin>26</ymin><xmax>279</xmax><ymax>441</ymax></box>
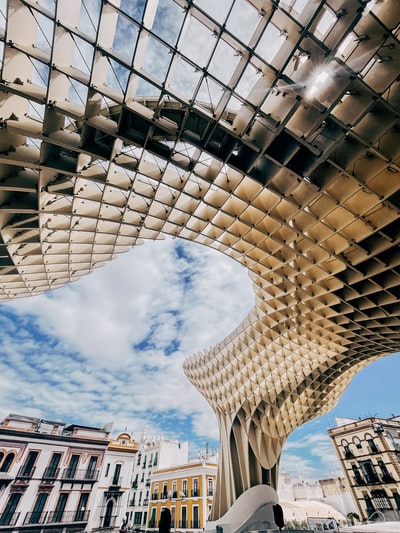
<box><xmin>147</xmin><ymin>456</ymin><xmax>218</xmax><ymax>532</ymax></box>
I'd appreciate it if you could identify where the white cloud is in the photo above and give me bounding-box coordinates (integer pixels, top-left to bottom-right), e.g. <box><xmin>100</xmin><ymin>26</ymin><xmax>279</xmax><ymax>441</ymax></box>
<box><xmin>281</xmin><ymin>431</ymin><xmax>342</xmax><ymax>480</ymax></box>
<box><xmin>0</xmin><ymin>238</ymin><xmax>253</xmax><ymax>447</ymax></box>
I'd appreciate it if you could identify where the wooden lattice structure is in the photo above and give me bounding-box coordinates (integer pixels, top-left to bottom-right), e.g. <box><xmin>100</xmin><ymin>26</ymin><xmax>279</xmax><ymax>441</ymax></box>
<box><xmin>1</xmin><ymin>0</ymin><xmax>400</xmax><ymax>520</ymax></box>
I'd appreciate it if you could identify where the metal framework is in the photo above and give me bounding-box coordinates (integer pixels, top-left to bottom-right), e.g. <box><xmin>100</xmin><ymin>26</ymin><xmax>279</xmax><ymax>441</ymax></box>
<box><xmin>1</xmin><ymin>0</ymin><xmax>400</xmax><ymax>521</ymax></box>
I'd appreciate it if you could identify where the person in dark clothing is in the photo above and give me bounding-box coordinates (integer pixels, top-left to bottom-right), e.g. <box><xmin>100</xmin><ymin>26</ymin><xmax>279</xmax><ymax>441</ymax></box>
<box><xmin>159</xmin><ymin>507</ymin><xmax>171</xmax><ymax>533</ymax></box>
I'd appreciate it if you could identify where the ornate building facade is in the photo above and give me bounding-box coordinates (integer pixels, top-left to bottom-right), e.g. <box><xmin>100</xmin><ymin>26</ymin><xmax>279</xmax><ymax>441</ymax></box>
<box><xmin>329</xmin><ymin>416</ymin><xmax>400</xmax><ymax>521</ymax></box>
<box><xmin>0</xmin><ymin>413</ymin><xmax>109</xmax><ymax>533</ymax></box>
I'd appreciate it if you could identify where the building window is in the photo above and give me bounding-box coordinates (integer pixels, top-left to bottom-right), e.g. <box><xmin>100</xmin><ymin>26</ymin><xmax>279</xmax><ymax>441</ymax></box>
<box><xmin>137</xmin><ymin>453</ymin><xmax>142</xmax><ymax>466</ymax></box>
<box><xmin>360</xmin><ymin>460</ymin><xmax>379</xmax><ymax>484</ymax></box>
<box><xmin>112</xmin><ymin>463</ymin><xmax>122</xmax><ymax>485</ymax></box>
<box><xmin>180</xmin><ymin>505</ymin><xmax>187</xmax><ymax>528</ymax></box>
<box><xmin>341</xmin><ymin>440</ymin><xmax>353</xmax><ymax>458</ymax></box>
<box><xmin>86</xmin><ymin>456</ymin><xmax>98</xmax><ymax>479</ymax></box>
<box><xmin>65</xmin><ymin>454</ymin><xmax>80</xmax><ymax>478</ymax></box>
<box><xmin>149</xmin><ymin>507</ymin><xmax>156</xmax><ymax>527</ymax></box>
<box><xmin>172</xmin><ymin>481</ymin><xmax>177</xmax><ymax>498</ymax></box>
<box><xmin>192</xmin><ymin>478</ymin><xmax>199</xmax><ymax>497</ymax></box>
<box><xmin>45</xmin><ymin>452</ymin><xmax>61</xmax><ymax>478</ymax></box>
<box><xmin>352</xmin><ymin>465</ymin><xmax>365</xmax><ymax>485</ymax></box>
<box><xmin>153</xmin><ymin>483</ymin><xmax>159</xmax><ymax>500</ymax></box>
<box><xmin>134</xmin><ymin>511</ymin><xmax>142</xmax><ymax>524</ymax></box>
<box><xmin>28</xmin><ymin>492</ymin><xmax>48</xmax><ymax>524</ymax></box>
<box><xmin>378</xmin><ymin>461</ymin><xmax>392</xmax><ymax>482</ymax></box>
<box><xmin>105</xmin><ymin>463</ymin><xmax>110</xmax><ymax>477</ymax></box>
<box><xmin>393</xmin><ymin>492</ymin><xmax>400</xmax><ymax>510</ymax></box>
<box><xmin>363</xmin><ymin>494</ymin><xmax>374</xmax><ymax>515</ymax></box>
<box><xmin>75</xmin><ymin>493</ymin><xmax>89</xmax><ymax>521</ymax></box>
<box><xmin>208</xmin><ymin>477</ymin><xmax>213</xmax><ymax>496</ymax></box>
<box><xmin>52</xmin><ymin>493</ymin><xmax>68</xmax><ymax>523</ymax></box>
<box><xmin>192</xmin><ymin>505</ymin><xmax>199</xmax><ymax>528</ymax></box>
<box><xmin>371</xmin><ymin>489</ymin><xmax>392</xmax><ymax>510</ymax></box>
<box><xmin>0</xmin><ymin>452</ymin><xmax>15</xmax><ymax>473</ymax></box>
<box><xmin>0</xmin><ymin>493</ymin><xmax>21</xmax><ymax>525</ymax></box>
<box><xmin>21</xmin><ymin>450</ymin><xmax>39</xmax><ymax>477</ymax></box>
<box><xmin>153</xmin><ymin>452</ymin><xmax>158</xmax><ymax>466</ymax></box>
<box><xmin>162</xmin><ymin>483</ymin><xmax>168</xmax><ymax>499</ymax></box>
<box><xmin>367</xmin><ymin>438</ymin><xmax>379</xmax><ymax>453</ymax></box>
<box><xmin>353</xmin><ymin>437</ymin><xmax>362</xmax><ymax>449</ymax></box>
<box><xmin>182</xmin><ymin>480</ymin><xmax>187</xmax><ymax>497</ymax></box>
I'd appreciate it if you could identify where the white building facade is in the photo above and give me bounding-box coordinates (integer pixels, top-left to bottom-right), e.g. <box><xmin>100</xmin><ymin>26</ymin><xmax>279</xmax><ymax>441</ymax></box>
<box><xmin>88</xmin><ymin>431</ymin><xmax>139</xmax><ymax>531</ymax></box>
<box><xmin>0</xmin><ymin>414</ymin><xmax>110</xmax><ymax>533</ymax></box>
<box><xmin>126</xmin><ymin>431</ymin><xmax>188</xmax><ymax>530</ymax></box>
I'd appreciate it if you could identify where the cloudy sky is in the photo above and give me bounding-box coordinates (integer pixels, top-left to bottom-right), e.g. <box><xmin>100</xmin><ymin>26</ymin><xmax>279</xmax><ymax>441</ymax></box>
<box><xmin>0</xmin><ymin>237</ymin><xmax>398</xmax><ymax>481</ymax></box>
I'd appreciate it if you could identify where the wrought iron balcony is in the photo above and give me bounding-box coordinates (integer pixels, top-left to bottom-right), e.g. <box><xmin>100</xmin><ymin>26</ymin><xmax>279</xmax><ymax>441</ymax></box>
<box><xmin>23</xmin><ymin>511</ymin><xmax>47</xmax><ymax>525</ymax></box>
<box><xmin>60</xmin><ymin>468</ymin><xmax>99</xmax><ymax>482</ymax></box>
<box><xmin>0</xmin><ymin>511</ymin><xmax>19</xmax><ymax>527</ymax></box>
<box><xmin>42</xmin><ymin>466</ymin><xmax>60</xmax><ymax>479</ymax></box>
<box><xmin>16</xmin><ymin>465</ymin><xmax>36</xmax><ymax>478</ymax></box>
<box><xmin>46</xmin><ymin>509</ymin><xmax>90</xmax><ymax>523</ymax></box>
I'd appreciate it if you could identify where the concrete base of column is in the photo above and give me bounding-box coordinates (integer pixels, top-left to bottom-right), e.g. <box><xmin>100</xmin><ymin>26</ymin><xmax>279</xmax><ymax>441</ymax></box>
<box><xmin>205</xmin><ymin>485</ymin><xmax>282</xmax><ymax>533</ymax></box>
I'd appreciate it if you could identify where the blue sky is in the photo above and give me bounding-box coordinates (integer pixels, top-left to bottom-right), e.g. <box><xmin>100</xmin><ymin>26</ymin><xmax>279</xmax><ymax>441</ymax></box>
<box><xmin>0</xmin><ymin>238</ymin><xmax>398</xmax><ymax>481</ymax></box>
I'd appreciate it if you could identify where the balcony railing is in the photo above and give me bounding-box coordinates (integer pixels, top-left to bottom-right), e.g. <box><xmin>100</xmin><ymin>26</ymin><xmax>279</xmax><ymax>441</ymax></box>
<box><xmin>23</xmin><ymin>511</ymin><xmax>47</xmax><ymax>525</ymax></box>
<box><xmin>16</xmin><ymin>465</ymin><xmax>36</xmax><ymax>478</ymax></box>
<box><xmin>0</xmin><ymin>511</ymin><xmax>20</xmax><ymax>527</ymax></box>
<box><xmin>42</xmin><ymin>466</ymin><xmax>60</xmax><ymax>479</ymax></box>
<box><xmin>61</xmin><ymin>468</ymin><xmax>99</xmax><ymax>482</ymax></box>
<box><xmin>191</xmin><ymin>519</ymin><xmax>200</xmax><ymax>528</ymax></box>
<box><xmin>151</xmin><ymin>493</ymin><xmax>159</xmax><ymax>500</ymax></box>
<box><xmin>47</xmin><ymin>509</ymin><xmax>90</xmax><ymax>523</ymax></box>
<box><xmin>365</xmin><ymin>474</ymin><xmax>380</xmax><ymax>484</ymax></box>
<box><xmin>191</xmin><ymin>489</ymin><xmax>200</xmax><ymax>497</ymax></box>
<box><xmin>207</xmin><ymin>489</ymin><xmax>214</xmax><ymax>496</ymax></box>
<box><xmin>99</xmin><ymin>514</ymin><xmax>117</xmax><ymax>528</ymax></box>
